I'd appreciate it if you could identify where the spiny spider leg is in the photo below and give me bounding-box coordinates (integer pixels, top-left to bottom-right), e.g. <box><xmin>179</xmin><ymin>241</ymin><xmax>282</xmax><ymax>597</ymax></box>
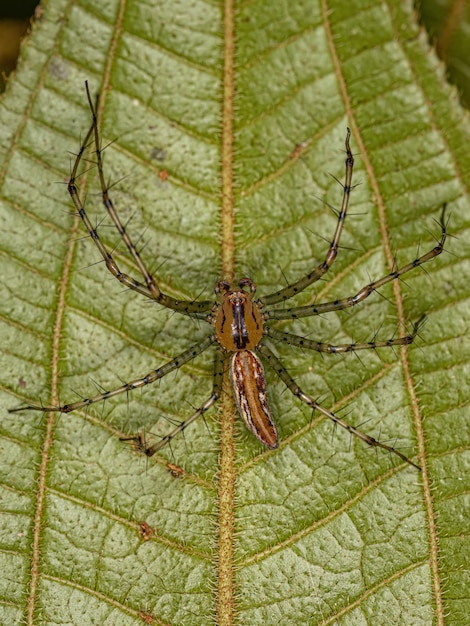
<box><xmin>9</xmin><ymin>336</ymin><xmax>215</xmax><ymax>415</ymax></box>
<box><xmin>68</xmin><ymin>118</ymin><xmax>158</xmax><ymax>302</ymax></box>
<box><xmin>266</xmin><ymin>206</ymin><xmax>447</xmax><ymax>321</ymax></box>
<box><xmin>265</xmin><ymin>315</ymin><xmax>424</xmax><ymax>353</ymax></box>
<box><xmin>257</xmin><ymin>342</ymin><xmax>420</xmax><ymax>469</ymax></box>
<box><xmin>133</xmin><ymin>349</ymin><xmax>225</xmax><ymax>456</ymax></box>
<box><xmin>68</xmin><ymin>81</ymin><xmax>214</xmax><ymax>317</ymax></box>
<box><xmin>259</xmin><ymin>128</ymin><xmax>354</xmax><ymax>307</ymax></box>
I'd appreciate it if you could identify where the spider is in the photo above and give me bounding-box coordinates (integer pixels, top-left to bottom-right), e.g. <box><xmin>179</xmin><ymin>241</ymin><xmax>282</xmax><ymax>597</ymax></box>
<box><xmin>10</xmin><ymin>82</ymin><xmax>447</xmax><ymax>469</ymax></box>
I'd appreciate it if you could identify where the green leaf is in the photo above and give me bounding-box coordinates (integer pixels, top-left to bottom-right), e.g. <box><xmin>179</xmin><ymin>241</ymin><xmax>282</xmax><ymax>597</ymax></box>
<box><xmin>0</xmin><ymin>0</ymin><xmax>469</xmax><ymax>624</ymax></box>
<box><xmin>419</xmin><ymin>0</ymin><xmax>470</xmax><ymax>108</ymax></box>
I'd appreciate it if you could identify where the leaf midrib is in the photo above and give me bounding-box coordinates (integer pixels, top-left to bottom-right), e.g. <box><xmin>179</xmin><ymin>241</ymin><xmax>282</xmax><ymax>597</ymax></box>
<box><xmin>216</xmin><ymin>1</ymin><xmax>237</xmax><ymax>625</ymax></box>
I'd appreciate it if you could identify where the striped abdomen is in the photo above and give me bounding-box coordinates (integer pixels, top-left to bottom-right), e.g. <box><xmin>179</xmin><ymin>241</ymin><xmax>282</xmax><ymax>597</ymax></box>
<box><xmin>230</xmin><ymin>350</ymin><xmax>278</xmax><ymax>449</ymax></box>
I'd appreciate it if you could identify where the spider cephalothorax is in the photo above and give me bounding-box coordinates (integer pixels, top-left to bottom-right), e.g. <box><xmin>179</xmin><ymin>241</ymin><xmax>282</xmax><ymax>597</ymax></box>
<box><xmin>213</xmin><ymin>278</ymin><xmax>264</xmax><ymax>352</ymax></box>
<box><xmin>10</xmin><ymin>82</ymin><xmax>447</xmax><ymax>469</ymax></box>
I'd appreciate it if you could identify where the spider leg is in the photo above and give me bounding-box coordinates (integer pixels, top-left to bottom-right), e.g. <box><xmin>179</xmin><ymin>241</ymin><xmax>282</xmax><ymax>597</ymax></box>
<box><xmin>266</xmin><ymin>206</ymin><xmax>447</xmax><ymax>320</ymax></box>
<box><xmin>68</xmin><ymin>81</ymin><xmax>213</xmax><ymax>318</ymax></box>
<box><xmin>259</xmin><ymin>129</ymin><xmax>354</xmax><ymax>307</ymax></box>
<box><xmin>265</xmin><ymin>315</ymin><xmax>424</xmax><ymax>353</ymax></box>
<box><xmin>257</xmin><ymin>342</ymin><xmax>420</xmax><ymax>469</ymax></box>
<box><xmin>9</xmin><ymin>335</ymin><xmax>215</xmax><ymax>415</ymax></box>
<box><xmin>134</xmin><ymin>348</ymin><xmax>225</xmax><ymax>456</ymax></box>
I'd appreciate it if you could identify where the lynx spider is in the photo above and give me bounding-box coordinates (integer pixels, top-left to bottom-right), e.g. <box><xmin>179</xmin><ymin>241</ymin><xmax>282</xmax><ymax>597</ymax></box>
<box><xmin>11</xmin><ymin>82</ymin><xmax>447</xmax><ymax>469</ymax></box>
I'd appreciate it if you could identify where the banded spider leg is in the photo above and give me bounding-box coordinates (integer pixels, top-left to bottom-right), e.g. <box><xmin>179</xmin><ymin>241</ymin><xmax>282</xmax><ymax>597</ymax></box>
<box><xmin>68</xmin><ymin>81</ymin><xmax>213</xmax><ymax>318</ymax></box>
<box><xmin>257</xmin><ymin>206</ymin><xmax>447</xmax><ymax>468</ymax></box>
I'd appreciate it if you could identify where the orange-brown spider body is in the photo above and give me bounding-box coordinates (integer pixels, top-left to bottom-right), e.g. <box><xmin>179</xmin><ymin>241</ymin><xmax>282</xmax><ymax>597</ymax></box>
<box><xmin>214</xmin><ymin>279</ymin><xmax>278</xmax><ymax>449</ymax></box>
<box><xmin>214</xmin><ymin>279</ymin><xmax>264</xmax><ymax>351</ymax></box>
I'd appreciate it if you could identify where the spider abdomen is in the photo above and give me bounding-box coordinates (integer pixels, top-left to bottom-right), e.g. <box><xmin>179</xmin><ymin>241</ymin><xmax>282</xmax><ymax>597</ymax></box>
<box><xmin>230</xmin><ymin>350</ymin><xmax>278</xmax><ymax>449</ymax></box>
